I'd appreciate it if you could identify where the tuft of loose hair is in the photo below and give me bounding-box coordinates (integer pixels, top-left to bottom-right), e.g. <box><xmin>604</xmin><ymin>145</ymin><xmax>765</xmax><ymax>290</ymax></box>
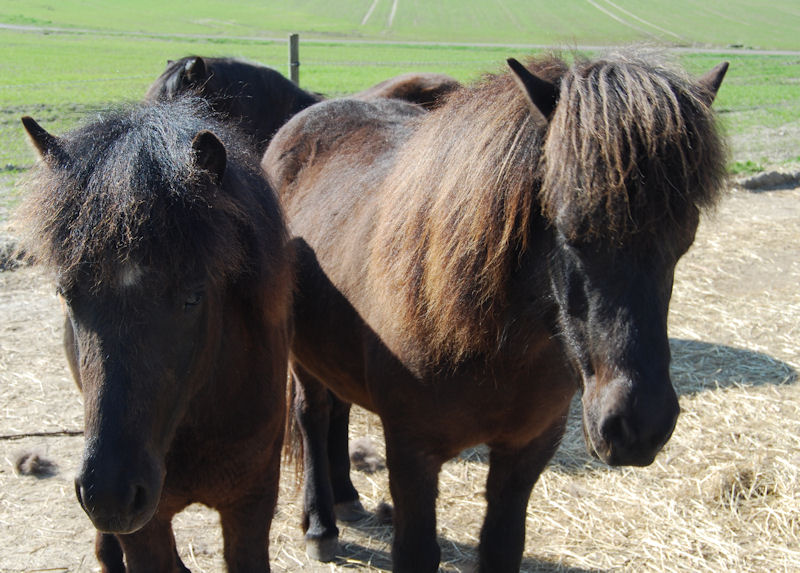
<box><xmin>350</xmin><ymin>437</ymin><xmax>385</xmax><ymax>474</ymax></box>
<box><xmin>14</xmin><ymin>450</ymin><xmax>57</xmax><ymax>478</ymax></box>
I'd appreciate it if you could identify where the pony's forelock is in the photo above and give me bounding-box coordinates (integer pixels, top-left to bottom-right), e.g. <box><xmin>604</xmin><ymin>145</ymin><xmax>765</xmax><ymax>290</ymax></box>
<box><xmin>18</xmin><ymin>97</ymin><xmax>287</xmax><ymax>293</ymax></box>
<box><xmin>540</xmin><ymin>51</ymin><xmax>728</xmax><ymax>242</ymax></box>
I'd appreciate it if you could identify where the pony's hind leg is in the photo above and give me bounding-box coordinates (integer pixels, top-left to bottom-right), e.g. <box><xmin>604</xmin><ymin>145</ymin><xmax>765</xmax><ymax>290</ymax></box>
<box><xmin>292</xmin><ymin>364</ymin><xmax>341</xmax><ymax>561</ymax></box>
<box><xmin>328</xmin><ymin>393</ymin><xmax>366</xmax><ymax>521</ymax></box>
<box><xmin>479</xmin><ymin>420</ymin><xmax>567</xmax><ymax>572</ymax></box>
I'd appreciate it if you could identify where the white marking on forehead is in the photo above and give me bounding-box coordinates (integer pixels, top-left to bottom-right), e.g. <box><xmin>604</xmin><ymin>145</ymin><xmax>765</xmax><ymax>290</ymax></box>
<box><xmin>117</xmin><ymin>263</ymin><xmax>145</xmax><ymax>289</ymax></box>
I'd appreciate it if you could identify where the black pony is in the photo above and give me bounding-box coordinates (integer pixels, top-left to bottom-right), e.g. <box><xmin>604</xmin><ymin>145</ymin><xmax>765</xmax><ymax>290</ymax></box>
<box><xmin>146</xmin><ymin>56</ymin><xmax>322</xmax><ymax>154</ymax></box>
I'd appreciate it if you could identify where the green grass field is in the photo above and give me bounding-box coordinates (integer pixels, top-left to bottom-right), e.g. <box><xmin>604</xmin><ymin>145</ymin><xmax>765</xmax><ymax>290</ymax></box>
<box><xmin>2</xmin><ymin>0</ymin><xmax>799</xmax><ymax>49</ymax></box>
<box><xmin>1</xmin><ymin>2</ymin><xmax>799</xmax><ymax>219</ymax></box>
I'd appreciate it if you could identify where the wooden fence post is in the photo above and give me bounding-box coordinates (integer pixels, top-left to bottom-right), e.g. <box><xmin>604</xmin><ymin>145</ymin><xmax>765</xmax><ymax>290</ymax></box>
<box><xmin>289</xmin><ymin>33</ymin><xmax>300</xmax><ymax>85</ymax></box>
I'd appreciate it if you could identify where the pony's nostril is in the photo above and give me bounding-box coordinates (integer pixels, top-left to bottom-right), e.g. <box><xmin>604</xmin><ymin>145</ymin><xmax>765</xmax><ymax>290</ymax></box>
<box><xmin>131</xmin><ymin>484</ymin><xmax>148</xmax><ymax>514</ymax></box>
<box><xmin>75</xmin><ymin>479</ymin><xmax>87</xmax><ymax>510</ymax></box>
<box><xmin>601</xmin><ymin>414</ymin><xmax>633</xmax><ymax>451</ymax></box>
<box><xmin>74</xmin><ymin>469</ymin><xmax>155</xmax><ymax>533</ymax></box>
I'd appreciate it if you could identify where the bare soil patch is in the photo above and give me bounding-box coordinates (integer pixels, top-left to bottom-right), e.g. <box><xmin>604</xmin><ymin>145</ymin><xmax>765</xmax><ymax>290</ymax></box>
<box><xmin>1</xmin><ymin>184</ymin><xmax>799</xmax><ymax>572</ymax></box>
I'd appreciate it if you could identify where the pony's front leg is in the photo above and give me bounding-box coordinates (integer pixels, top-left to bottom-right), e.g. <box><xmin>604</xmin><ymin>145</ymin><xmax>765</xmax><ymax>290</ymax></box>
<box><xmin>292</xmin><ymin>363</ymin><xmax>340</xmax><ymax>561</ymax></box>
<box><xmin>116</xmin><ymin>516</ymin><xmax>189</xmax><ymax>572</ymax></box>
<box><xmin>385</xmin><ymin>432</ymin><xmax>443</xmax><ymax>573</ymax></box>
<box><xmin>95</xmin><ymin>532</ymin><xmax>124</xmax><ymax>573</ymax></box>
<box><xmin>218</xmin><ymin>474</ymin><xmax>280</xmax><ymax>572</ymax></box>
<box><xmin>479</xmin><ymin>421</ymin><xmax>567</xmax><ymax>572</ymax></box>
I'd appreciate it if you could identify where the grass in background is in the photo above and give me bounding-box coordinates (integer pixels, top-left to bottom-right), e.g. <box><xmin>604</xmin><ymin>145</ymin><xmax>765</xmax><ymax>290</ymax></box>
<box><xmin>729</xmin><ymin>160</ymin><xmax>766</xmax><ymax>176</ymax></box>
<box><xmin>2</xmin><ymin>24</ymin><xmax>799</xmax><ymax>220</ymax></box>
<box><xmin>0</xmin><ymin>29</ymin><xmax>513</xmax><ymax>219</ymax></box>
<box><xmin>679</xmin><ymin>52</ymin><xmax>800</xmax><ymax>168</ymax></box>
<box><xmin>1</xmin><ymin>0</ymin><xmax>799</xmax><ymax>49</ymax></box>
<box><xmin>0</xmin><ymin>29</ymin><xmax>511</xmax><ymax>172</ymax></box>
<box><xmin>3</xmin><ymin>28</ymin><xmax>797</xmax><ymax>143</ymax></box>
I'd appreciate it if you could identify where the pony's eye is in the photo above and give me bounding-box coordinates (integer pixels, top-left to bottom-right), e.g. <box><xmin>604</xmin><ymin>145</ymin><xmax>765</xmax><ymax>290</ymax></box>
<box><xmin>184</xmin><ymin>291</ymin><xmax>203</xmax><ymax>309</ymax></box>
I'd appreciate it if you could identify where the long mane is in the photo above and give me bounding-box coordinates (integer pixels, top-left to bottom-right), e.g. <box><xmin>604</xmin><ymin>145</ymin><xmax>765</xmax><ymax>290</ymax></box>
<box><xmin>18</xmin><ymin>97</ymin><xmax>289</xmax><ymax>293</ymax></box>
<box><xmin>369</xmin><ymin>51</ymin><xmax>727</xmax><ymax>362</ymax></box>
<box><xmin>369</xmin><ymin>56</ymin><xmax>567</xmax><ymax>361</ymax></box>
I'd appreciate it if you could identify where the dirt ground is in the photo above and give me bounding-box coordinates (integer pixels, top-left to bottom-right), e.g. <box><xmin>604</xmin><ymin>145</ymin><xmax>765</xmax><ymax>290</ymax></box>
<box><xmin>1</xmin><ymin>183</ymin><xmax>799</xmax><ymax>572</ymax></box>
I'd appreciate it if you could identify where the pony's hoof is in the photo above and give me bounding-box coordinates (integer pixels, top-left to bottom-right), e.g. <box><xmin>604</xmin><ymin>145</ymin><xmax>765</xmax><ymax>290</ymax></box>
<box><xmin>306</xmin><ymin>535</ymin><xmax>338</xmax><ymax>562</ymax></box>
<box><xmin>334</xmin><ymin>499</ymin><xmax>367</xmax><ymax>522</ymax></box>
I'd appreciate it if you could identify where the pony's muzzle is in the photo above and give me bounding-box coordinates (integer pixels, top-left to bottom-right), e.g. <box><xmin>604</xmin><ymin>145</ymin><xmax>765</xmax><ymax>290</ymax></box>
<box><xmin>584</xmin><ymin>378</ymin><xmax>680</xmax><ymax>467</ymax></box>
<box><xmin>74</xmin><ymin>453</ymin><xmax>162</xmax><ymax>534</ymax></box>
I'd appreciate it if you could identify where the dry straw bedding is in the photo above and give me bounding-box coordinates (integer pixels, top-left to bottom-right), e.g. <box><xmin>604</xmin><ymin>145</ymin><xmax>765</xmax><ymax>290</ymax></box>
<box><xmin>0</xmin><ymin>185</ymin><xmax>798</xmax><ymax>572</ymax></box>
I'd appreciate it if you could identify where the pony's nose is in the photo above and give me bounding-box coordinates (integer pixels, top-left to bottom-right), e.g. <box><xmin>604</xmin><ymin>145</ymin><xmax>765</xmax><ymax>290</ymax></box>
<box><xmin>598</xmin><ymin>392</ymin><xmax>679</xmax><ymax>466</ymax></box>
<box><xmin>74</xmin><ymin>460</ymin><xmax>160</xmax><ymax>534</ymax></box>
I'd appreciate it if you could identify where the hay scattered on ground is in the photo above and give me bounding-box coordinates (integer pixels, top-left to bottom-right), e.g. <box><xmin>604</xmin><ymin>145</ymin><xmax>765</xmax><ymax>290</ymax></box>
<box><xmin>0</xmin><ymin>187</ymin><xmax>798</xmax><ymax>572</ymax></box>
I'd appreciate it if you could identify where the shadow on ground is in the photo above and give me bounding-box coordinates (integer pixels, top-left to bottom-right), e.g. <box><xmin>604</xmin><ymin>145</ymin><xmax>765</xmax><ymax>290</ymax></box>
<box><xmin>330</xmin><ymin>510</ymin><xmax>604</xmax><ymax>572</ymax></box>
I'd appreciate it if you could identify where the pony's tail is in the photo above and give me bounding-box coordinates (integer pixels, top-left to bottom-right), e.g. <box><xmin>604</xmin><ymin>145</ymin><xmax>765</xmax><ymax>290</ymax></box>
<box><xmin>282</xmin><ymin>365</ymin><xmax>304</xmax><ymax>490</ymax></box>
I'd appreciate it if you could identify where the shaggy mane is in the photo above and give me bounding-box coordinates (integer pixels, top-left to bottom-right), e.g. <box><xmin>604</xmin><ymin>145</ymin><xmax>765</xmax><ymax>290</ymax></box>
<box><xmin>541</xmin><ymin>51</ymin><xmax>728</xmax><ymax>241</ymax></box>
<box><xmin>18</xmin><ymin>97</ymin><xmax>289</xmax><ymax>294</ymax></box>
<box><xmin>370</xmin><ymin>56</ymin><xmax>567</xmax><ymax>361</ymax></box>
<box><xmin>369</xmin><ymin>51</ymin><xmax>726</xmax><ymax>362</ymax></box>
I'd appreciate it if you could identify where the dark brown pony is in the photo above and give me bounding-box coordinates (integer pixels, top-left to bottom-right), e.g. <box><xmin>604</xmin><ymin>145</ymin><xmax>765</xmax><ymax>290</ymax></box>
<box><xmin>145</xmin><ymin>56</ymin><xmax>323</xmax><ymax>154</ymax></box>
<box><xmin>146</xmin><ymin>56</ymin><xmax>459</xmax><ymax>153</ymax></box>
<box><xmin>262</xmin><ymin>51</ymin><xmax>728</xmax><ymax>572</ymax></box>
<box><xmin>18</xmin><ymin>98</ymin><xmax>293</xmax><ymax>572</ymax></box>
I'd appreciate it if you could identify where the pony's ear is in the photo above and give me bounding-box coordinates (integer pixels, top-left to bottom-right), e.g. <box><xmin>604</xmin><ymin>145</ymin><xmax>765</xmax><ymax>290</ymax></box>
<box><xmin>185</xmin><ymin>57</ymin><xmax>208</xmax><ymax>84</ymax></box>
<box><xmin>192</xmin><ymin>130</ymin><xmax>227</xmax><ymax>183</ymax></box>
<box><xmin>507</xmin><ymin>58</ymin><xmax>559</xmax><ymax>121</ymax></box>
<box><xmin>21</xmin><ymin>116</ymin><xmax>65</xmax><ymax>164</ymax></box>
<box><xmin>697</xmin><ymin>61</ymin><xmax>729</xmax><ymax>105</ymax></box>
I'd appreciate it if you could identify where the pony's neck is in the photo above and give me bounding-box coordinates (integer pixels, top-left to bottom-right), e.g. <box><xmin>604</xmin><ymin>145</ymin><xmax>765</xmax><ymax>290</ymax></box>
<box><xmin>368</xmin><ymin>74</ymin><xmax>546</xmax><ymax>362</ymax></box>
